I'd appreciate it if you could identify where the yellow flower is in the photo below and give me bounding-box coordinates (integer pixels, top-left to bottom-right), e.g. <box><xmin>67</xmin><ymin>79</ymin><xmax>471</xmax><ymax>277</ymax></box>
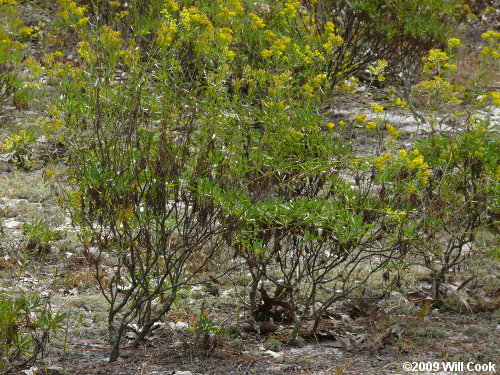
<box><xmin>395</xmin><ymin>97</ymin><xmax>409</xmax><ymax>110</ymax></box>
<box><xmin>410</xmin><ymin>155</ymin><xmax>425</xmax><ymax>169</ymax></box>
<box><xmin>375</xmin><ymin>153</ymin><xmax>392</xmax><ymax>171</ymax></box>
<box><xmin>280</xmin><ymin>0</ymin><xmax>300</xmax><ymax>18</ymax></box>
<box><xmin>481</xmin><ymin>30</ymin><xmax>500</xmax><ymax>40</ymax></box>
<box><xmin>399</xmin><ymin>149</ymin><xmax>407</xmax><ymax>157</ymax></box>
<box><xmin>163</xmin><ymin>0</ymin><xmax>179</xmax><ymax>12</ymax></box>
<box><xmin>417</xmin><ymin>168</ymin><xmax>430</xmax><ymax>184</ymax></box>
<box><xmin>447</xmin><ymin>38</ymin><xmax>462</xmax><ymax>48</ymax></box>
<box><xmin>114</xmin><ymin>11</ymin><xmax>128</xmax><ymax>20</ymax></box>
<box><xmin>314</xmin><ymin>74</ymin><xmax>327</xmax><ymax>83</ymax></box>
<box><xmin>385</xmin><ymin>124</ymin><xmax>399</xmax><ymax>138</ymax></box>
<box><xmin>157</xmin><ymin>17</ymin><xmax>177</xmax><ymax>48</ymax></box>
<box><xmin>58</xmin><ymin>1</ymin><xmax>87</xmax><ymax>28</ymax></box>
<box><xmin>322</xmin><ymin>33</ymin><xmax>343</xmax><ymax>52</ymax></box>
<box><xmin>368</xmin><ymin>59</ymin><xmax>388</xmax><ymax>81</ymax></box>
<box><xmin>355</xmin><ymin>114</ymin><xmax>366</xmax><ymax>125</ymax></box>
<box><xmin>426</xmin><ymin>49</ymin><xmax>449</xmax><ymax>63</ymax></box>
<box><xmin>76</xmin><ymin>16</ymin><xmax>89</xmax><ymax>26</ymax></box>
<box><xmin>490</xmin><ymin>92</ymin><xmax>500</xmax><ymax>106</ymax></box>
<box><xmin>324</xmin><ymin>22</ymin><xmax>335</xmax><ymax>34</ymax></box>
<box><xmin>326</xmin><ymin>122</ymin><xmax>335</xmax><ymax>129</ymax></box>
<box><xmin>264</xmin><ymin>30</ymin><xmax>276</xmax><ymax>40</ymax></box>
<box><xmin>386</xmin><ymin>208</ymin><xmax>407</xmax><ymax>221</ymax></box>
<box><xmin>365</xmin><ymin>121</ymin><xmax>377</xmax><ymax>130</ymax></box>
<box><xmin>370</xmin><ymin>103</ymin><xmax>384</xmax><ymax>113</ymax></box>
<box><xmin>249</xmin><ymin>13</ymin><xmax>265</xmax><ymax>29</ymax></box>
<box><xmin>338</xmin><ymin>120</ymin><xmax>346</xmax><ymax>127</ymax></box>
<box><xmin>261</xmin><ymin>49</ymin><xmax>273</xmax><ymax>58</ymax></box>
<box><xmin>98</xmin><ymin>25</ymin><xmax>123</xmax><ymax>52</ymax></box>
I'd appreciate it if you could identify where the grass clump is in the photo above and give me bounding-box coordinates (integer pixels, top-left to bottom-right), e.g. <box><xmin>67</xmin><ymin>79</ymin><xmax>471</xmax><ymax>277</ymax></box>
<box><xmin>264</xmin><ymin>336</ymin><xmax>282</xmax><ymax>352</ymax></box>
<box><xmin>464</xmin><ymin>325</ymin><xmax>489</xmax><ymax>338</ymax></box>
<box><xmin>406</xmin><ymin>325</ymin><xmax>448</xmax><ymax>339</ymax></box>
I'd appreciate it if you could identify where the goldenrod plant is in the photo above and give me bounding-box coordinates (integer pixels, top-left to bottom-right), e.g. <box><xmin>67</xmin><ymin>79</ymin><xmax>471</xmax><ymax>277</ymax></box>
<box><xmin>0</xmin><ymin>0</ymin><xmax>29</xmax><ymax>111</ymax></box>
<box><xmin>20</xmin><ymin>0</ymin><xmax>498</xmax><ymax>360</ymax></box>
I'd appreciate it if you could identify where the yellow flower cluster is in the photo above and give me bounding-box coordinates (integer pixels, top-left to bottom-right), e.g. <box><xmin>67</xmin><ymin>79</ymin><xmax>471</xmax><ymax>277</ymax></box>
<box><xmin>77</xmin><ymin>40</ymin><xmax>95</xmax><ymax>62</ymax></box>
<box><xmin>406</xmin><ymin>149</ymin><xmax>430</xmax><ymax>184</ymax></box>
<box><xmin>409</xmin><ymin>155</ymin><xmax>425</xmax><ymax>169</ymax></box>
<box><xmin>324</xmin><ymin>21</ymin><xmax>335</xmax><ymax>35</ymax></box>
<box><xmin>157</xmin><ymin>13</ymin><xmax>178</xmax><ymax>49</ymax></box>
<box><xmin>322</xmin><ymin>22</ymin><xmax>343</xmax><ymax>53</ymax></box>
<box><xmin>19</xmin><ymin>23</ymin><xmax>44</xmax><ymax>39</ymax></box>
<box><xmin>0</xmin><ymin>36</ymin><xmax>26</xmax><ymax>57</ymax></box>
<box><xmin>261</xmin><ymin>37</ymin><xmax>291</xmax><ymax>59</ymax></box>
<box><xmin>385</xmin><ymin>124</ymin><xmax>399</xmax><ymax>138</ymax></box>
<box><xmin>58</xmin><ymin>0</ymin><xmax>88</xmax><ymax>28</ymax></box>
<box><xmin>395</xmin><ymin>97</ymin><xmax>409</xmax><ymax>110</ymax></box>
<box><xmin>114</xmin><ymin>10</ymin><xmax>128</xmax><ymax>20</ymax></box>
<box><xmin>340</xmin><ymin>76</ymin><xmax>359</xmax><ymax>93</ymax></box>
<box><xmin>249</xmin><ymin>13</ymin><xmax>265</xmax><ymax>29</ymax></box>
<box><xmin>98</xmin><ymin>25</ymin><xmax>123</xmax><ymax>52</ymax></box>
<box><xmin>301</xmin><ymin>73</ymin><xmax>326</xmax><ymax>98</ymax></box>
<box><xmin>422</xmin><ymin>49</ymin><xmax>456</xmax><ymax>75</ymax></box>
<box><xmin>24</xmin><ymin>57</ymin><xmax>44</xmax><ymax>76</ymax></box>
<box><xmin>322</xmin><ymin>34</ymin><xmax>343</xmax><ymax>53</ymax></box>
<box><xmin>268</xmin><ymin>70</ymin><xmax>292</xmax><ymax>97</ymax></box>
<box><xmin>480</xmin><ymin>30</ymin><xmax>500</xmax><ymax>63</ymax></box>
<box><xmin>293</xmin><ymin>43</ymin><xmax>323</xmax><ymax>65</ymax></box>
<box><xmin>355</xmin><ymin>114</ymin><xmax>367</xmax><ymax>125</ymax></box>
<box><xmin>375</xmin><ymin>153</ymin><xmax>392</xmax><ymax>171</ymax></box>
<box><xmin>181</xmin><ymin>6</ymin><xmax>213</xmax><ymax>32</ymax></box>
<box><xmin>368</xmin><ymin>59</ymin><xmax>388</xmax><ymax>82</ymax></box>
<box><xmin>280</xmin><ymin>0</ymin><xmax>300</xmax><ymax>19</ymax></box>
<box><xmin>1</xmin><ymin>0</ymin><xmax>29</xmax><ymax>63</ymax></box>
<box><xmin>416</xmin><ymin>76</ymin><xmax>463</xmax><ymax>104</ymax></box>
<box><xmin>217</xmin><ymin>27</ymin><xmax>235</xmax><ymax>59</ymax></box>
<box><xmin>370</xmin><ymin>103</ymin><xmax>384</xmax><ymax>113</ymax></box>
<box><xmin>365</xmin><ymin>121</ymin><xmax>377</xmax><ymax>130</ymax></box>
<box><xmin>490</xmin><ymin>92</ymin><xmax>500</xmax><ymax>106</ymax></box>
<box><xmin>216</xmin><ymin>0</ymin><xmax>244</xmax><ymax>24</ymax></box>
<box><xmin>162</xmin><ymin>0</ymin><xmax>179</xmax><ymax>13</ymax></box>
<box><xmin>39</xmin><ymin>105</ymin><xmax>65</xmax><ymax>138</ymax></box>
<box><xmin>447</xmin><ymin>38</ymin><xmax>462</xmax><ymax>49</ymax></box>
<box><xmin>385</xmin><ymin>208</ymin><xmax>407</xmax><ymax>222</ymax></box>
<box><xmin>481</xmin><ymin>30</ymin><xmax>500</xmax><ymax>40</ymax></box>
<box><xmin>1</xmin><ymin>129</ymin><xmax>33</xmax><ymax>152</ymax></box>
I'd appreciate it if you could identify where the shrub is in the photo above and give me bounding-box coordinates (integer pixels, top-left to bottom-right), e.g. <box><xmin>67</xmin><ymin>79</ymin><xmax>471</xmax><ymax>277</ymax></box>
<box><xmin>0</xmin><ymin>130</ymin><xmax>37</xmax><ymax>170</ymax></box>
<box><xmin>372</xmin><ymin>117</ymin><xmax>498</xmax><ymax>298</ymax></box>
<box><xmin>37</xmin><ymin>0</ymin><xmax>498</xmax><ymax>359</ymax></box>
<box><xmin>49</xmin><ymin>5</ymin><xmax>229</xmax><ymax>361</ymax></box>
<box><xmin>304</xmin><ymin>0</ymin><xmax>462</xmax><ymax>84</ymax></box>
<box><xmin>22</xmin><ymin>219</ymin><xmax>61</xmax><ymax>255</ymax></box>
<box><xmin>0</xmin><ymin>0</ymin><xmax>29</xmax><ymax>112</ymax></box>
<box><xmin>0</xmin><ymin>290</ymin><xmax>64</xmax><ymax>374</ymax></box>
